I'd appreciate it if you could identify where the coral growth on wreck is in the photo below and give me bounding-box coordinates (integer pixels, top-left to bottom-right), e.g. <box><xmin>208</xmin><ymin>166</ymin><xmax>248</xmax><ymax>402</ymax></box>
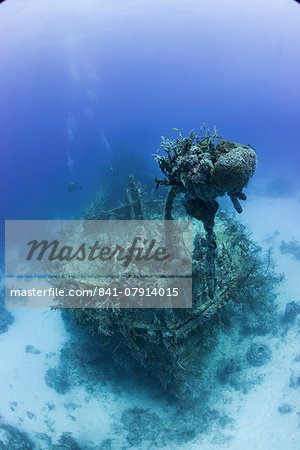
<box><xmin>154</xmin><ymin>125</ymin><xmax>257</xmax><ymax>218</ymax></box>
<box><xmin>49</xmin><ymin>174</ymin><xmax>282</xmax><ymax>395</ymax></box>
<box><xmin>154</xmin><ymin>126</ymin><xmax>257</xmax><ymax>299</ymax></box>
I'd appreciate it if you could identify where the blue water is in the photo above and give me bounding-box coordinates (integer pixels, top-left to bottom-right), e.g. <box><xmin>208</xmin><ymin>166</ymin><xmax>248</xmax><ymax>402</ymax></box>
<box><xmin>1</xmin><ymin>0</ymin><xmax>300</xmax><ymax>223</ymax></box>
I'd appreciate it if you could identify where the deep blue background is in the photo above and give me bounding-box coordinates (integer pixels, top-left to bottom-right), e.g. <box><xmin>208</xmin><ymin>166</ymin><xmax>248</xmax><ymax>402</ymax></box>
<box><xmin>1</xmin><ymin>0</ymin><xmax>300</xmax><ymax>223</ymax></box>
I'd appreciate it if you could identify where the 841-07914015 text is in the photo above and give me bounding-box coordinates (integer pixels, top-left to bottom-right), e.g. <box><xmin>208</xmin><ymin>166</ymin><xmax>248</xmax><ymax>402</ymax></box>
<box><xmin>9</xmin><ymin>286</ymin><xmax>180</xmax><ymax>298</ymax></box>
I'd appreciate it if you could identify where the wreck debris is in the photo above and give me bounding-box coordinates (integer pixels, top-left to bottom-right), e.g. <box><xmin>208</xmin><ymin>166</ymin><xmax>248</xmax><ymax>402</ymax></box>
<box><xmin>126</xmin><ymin>175</ymin><xmax>145</xmax><ymax>220</ymax></box>
<box><xmin>246</xmin><ymin>342</ymin><xmax>272</xmax><ymax>366</ymax></box>
<box><xmin>284</xmin><ymin>301</ymin><xmax>300</xmax><ymax>323</ymax></box>
<box><xmin>49</xmin><ymin>178</ymin><xmax>281</xmax><ymax>395</ymax></box>
<box><xmin>154</xmin><ymin>125</ymin><xmax>257</xmax><ymax>297</ymax></box>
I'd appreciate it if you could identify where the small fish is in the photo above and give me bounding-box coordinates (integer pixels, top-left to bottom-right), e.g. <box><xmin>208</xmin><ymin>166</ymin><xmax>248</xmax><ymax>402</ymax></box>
<box><xmin>68</xmin><ymin>182</ymin><xmax>82</xmax><ymax>192</ymax></box>
<box><xmin>248</xmin><ymin>144</ymin><xmax>255</xmax><ymax>150</ymax></box>
<box><xmin>172</xmin><ymin>127</ymin><xmax>180</xmax><ymax>131</ymax></box>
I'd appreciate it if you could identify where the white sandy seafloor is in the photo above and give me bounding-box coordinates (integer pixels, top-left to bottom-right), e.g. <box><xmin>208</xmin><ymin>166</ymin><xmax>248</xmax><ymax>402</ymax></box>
<box><xmin>1</xmin><ymin>195</ymin><xmax>300</xmax><ymax>449</ymax></box>
<box><xmin>187</xmin><ymin>195</ymin><xmax>300</xmax><ymax>450</ymax></box>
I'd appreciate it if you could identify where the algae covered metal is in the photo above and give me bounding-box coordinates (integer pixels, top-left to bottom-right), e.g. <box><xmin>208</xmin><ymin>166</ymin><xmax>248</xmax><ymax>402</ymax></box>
<box><xmin>49</xmin><ymin>129</ymin><xmax>281</xmax><ymax>395</ymax></box>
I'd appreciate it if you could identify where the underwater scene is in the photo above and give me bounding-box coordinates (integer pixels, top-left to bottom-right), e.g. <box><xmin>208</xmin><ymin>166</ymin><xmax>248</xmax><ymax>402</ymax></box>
<box><xmin>1</xmin><ymin>0</ymin><xmax>300</xmax><ymax>448</ymax></box>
